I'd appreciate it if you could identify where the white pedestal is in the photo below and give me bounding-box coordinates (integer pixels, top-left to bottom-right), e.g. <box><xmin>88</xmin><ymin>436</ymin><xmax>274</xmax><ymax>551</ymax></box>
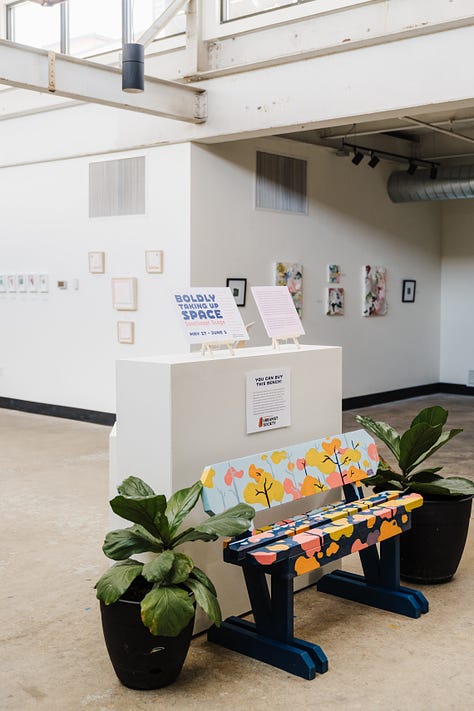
<box><xmin>111</xmin><ymin>344</ymin><xmax>342</xmax><ymax>631</ymax></box>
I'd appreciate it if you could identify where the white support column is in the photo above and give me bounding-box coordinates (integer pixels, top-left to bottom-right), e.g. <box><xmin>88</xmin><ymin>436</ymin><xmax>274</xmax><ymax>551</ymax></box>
<box><xmin>0</xmin><ymin>39</ymin><xmax>207</xmax><ymax>123</ymax></box>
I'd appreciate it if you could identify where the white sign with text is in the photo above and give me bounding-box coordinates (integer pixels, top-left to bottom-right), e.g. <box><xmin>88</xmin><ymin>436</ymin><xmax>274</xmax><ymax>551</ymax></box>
<box><xmin>251</xmin><ymin>286</ymin><xmax>305</xmax><ymax>339</ymax></box>
<box><xmin>173</xmin><ymin>287</ymin><xmax>249</xmax><ymax>344</ymax></box>
<box><xmin>246</xmin><ymin>367</ymin><xmax>291</xmax><ymax>434</ymax></box>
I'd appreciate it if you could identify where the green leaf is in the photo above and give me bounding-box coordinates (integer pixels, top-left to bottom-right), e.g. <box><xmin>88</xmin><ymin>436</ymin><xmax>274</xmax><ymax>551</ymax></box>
<box><xmin>190</xmin><ymin>566</ymin><xmax>217</xmax><ymax>597</ymax></box>
<box><xmin>184</xmin><ymin>578</ymin><xmax>221</xmax><ymax>627</ymax></box>
<box><xmin>141</xmin><ymin>585</ymin><xmax>195</xmax><ymax>636</ymax></box>
<box><xmin>142</xmin><ymin>550</ymin><xmax>175</xmax><ymax>584</ymax></box>
<box><xmin>102</xmin><ymin>524</ymin><xmax>164</xmax><ymax>561</ymax></box>
<box><xmin>172</xmin><ymin>503</ymin><xmax>255</xmax><ymax>547</ymax></box>
<box><xmin>411</xmin><ymin>406</ymin><xmax>448</xmax><ymax>429</ymax></box>
<box><xmin>168</xmin><ymin>553</ymin><xmax>194</xmax><ymax>585</ymax></box>
<box><xmin>117</xmin><ymin>476</ymin><xmax>155</xmax><ymax>497</ymax></box>
<box><xmin>399</xmin><ymin>423</ymin><xmax>442</xmax><ymax>474</ymax></box>
<box><xmin>165</xmin><ymin>481</ymin><xmax>203</xmax><ymax>538</ymax></box>
<box><xmin>409</xmin><ymin>470</ymin><xmax>443</xmax><ymax>483</ymax></box>
<box><xmin>95</xmin><ymin>560</ymin><xmax>143</xmax><ymax>604</ymax></box>
<box><xmin>407</xmin><ymin>428</ymin><xmax>463</xmax><ymax>473</ymax></box>
<box><xmin>355</xmin><ymin>415</ymin><xmax>401</xmax><ymax>459</ymax></box>
<box><xmin>408</xmin><ymin>477</ymin><xmax>474</xmax><ymax>498</ymax></box>
<box><xmin>110</xmin><ymin>494</ymin><xmax>167</xmax><ymax>537</ymax></box>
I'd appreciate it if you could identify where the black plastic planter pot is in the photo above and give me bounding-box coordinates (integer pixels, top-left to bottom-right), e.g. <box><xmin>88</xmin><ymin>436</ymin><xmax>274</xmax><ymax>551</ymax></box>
<box><xmin>100</xmin><ymin>598</ymin><xmax>195</xmax><ymax>690</ymax></box>
<box><xmin>400</xmin><ymin>495</ymin><xmax>473</xmax><ymax>584</ymax></box>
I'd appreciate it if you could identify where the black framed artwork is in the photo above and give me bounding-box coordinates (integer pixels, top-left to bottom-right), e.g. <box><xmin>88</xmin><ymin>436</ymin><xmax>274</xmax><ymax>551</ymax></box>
<box><xmin>402</xmin><ymin>279</ymin><xmax>416</xmax><ymax>303</ymax></box>
<box><xmin>226</xmin><ymin>278</ymin><xmax>247</xmax><ymax>307</ymax></box>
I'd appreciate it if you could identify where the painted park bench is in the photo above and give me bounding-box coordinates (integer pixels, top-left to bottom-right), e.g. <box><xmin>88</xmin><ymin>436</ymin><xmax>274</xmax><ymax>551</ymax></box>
<box><xmin>200</xmin><ymin>429</ymin><xmax>429</xmax><ymax>680</ymax></box>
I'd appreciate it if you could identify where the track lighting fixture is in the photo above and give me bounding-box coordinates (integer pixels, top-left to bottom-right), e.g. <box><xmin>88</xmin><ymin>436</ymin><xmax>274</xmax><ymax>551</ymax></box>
<box><xmin>407</xmin><ymin>161</ymin><xmax>417</xmax><ymax>175</ymax></box>
<box><xmin>352</xmin><ymin>150</ymin><xmax>364</xmax><ymax>166</ymax></box>
<box><xmin>122</xmin><ymin>43</ymin><xmax>145</xmax><ymax>93</ymax></box>
<box><xmin>368</xmin><ymin>152</ymin><xmax>380</xmax><ymax>169</ymax></box>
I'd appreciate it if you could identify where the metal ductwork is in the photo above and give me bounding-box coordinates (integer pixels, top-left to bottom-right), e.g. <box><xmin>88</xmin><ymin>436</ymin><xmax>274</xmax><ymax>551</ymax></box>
<box><xmin>387</xmin><ymin>165</ymin><xmax>474</xmax><ymax>203</ymax></box>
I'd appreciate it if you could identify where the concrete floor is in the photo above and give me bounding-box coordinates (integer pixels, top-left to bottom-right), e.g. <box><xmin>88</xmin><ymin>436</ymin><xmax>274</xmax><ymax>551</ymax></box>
<box><xmin>1</xmin><ymin>394</ymin><xmax>472</xmax><ymax>710</ymax></box>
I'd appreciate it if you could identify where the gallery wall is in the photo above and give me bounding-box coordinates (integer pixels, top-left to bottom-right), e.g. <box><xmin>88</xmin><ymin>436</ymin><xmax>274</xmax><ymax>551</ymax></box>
<box><xmin>190</xmin><ymin>138</ymin><xmax>442</xmax><ymax>399</ymax></box>
<box><xmin>440</xmin><ymin>200</ymin><xmax>474</xmax><ymax>386</ymax></box>
<box><xmin>0</xmin><ymin>144</ymin><xmax>191</xmax><ymax>413</ymax></box>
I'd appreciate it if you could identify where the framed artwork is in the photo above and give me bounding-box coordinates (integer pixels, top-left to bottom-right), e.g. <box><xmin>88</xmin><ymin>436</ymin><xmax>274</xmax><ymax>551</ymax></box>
<box><xmin>402</xmin><ymin>279</ymin><xmax>416</xmax><ymax>303</ymax></box>
<box><xmin>112</xmin><ymin>277</ymin><xmax>137</xmax><ymax>311</ymax></box>
<box><xmin>327</xmin><ymin>264</ymin><xmax>341</xmax><ymax>283</ymax></box>
<box><xmin>88</xmin><ymin>251</ymin><xmax>105</xmax><ymax>274</ymax></box>
<box><xmin>275</xmin><ymin>262</ymin><xmax>303</xmax><ymax>316</ymax></box>
<box><xmin>28</xmin><ymin>274</ymin><xmax>38</xmax><ymax>293</ymax></box>
<box><xmin>363</xmin><ymin>265</ymin><xmax>387</xmax><ymax>316</ymax></box>
<box><xmin>117</xmin><ymin>321</ymin><xmax>135</xmax><ymax>344</ymax></box>
<box><xmin>327</xmin><ymin>287</ymin><xmax>344</xmax><ymax>316</ymax></box>
<box><xmin>8</xmin><ymin>275</ymin><xmax>17</xmax><ymax>292</ymax></box>
<box><xmin>18</xmin><ymin>275</ymin><xmax>27</xmax><ymax>293</ymax></box>
<box><xmin>226</xmin><ymin>277</ymin><xmax>247</xmax><ymax>307</ymax></box>
<box><xmin>145</xmin><ymin>250</ymin><xmax>163</xmax><ymax>274</ymax></box>
<box><xmin>39</xmin><ymin>274</ymin><xmax>49</xmax><ymax>293</ymax></box>
<box><xmin>0</xmin><ymin>275</ymin><xmax>6</xmax><ymax>293</ymax></box>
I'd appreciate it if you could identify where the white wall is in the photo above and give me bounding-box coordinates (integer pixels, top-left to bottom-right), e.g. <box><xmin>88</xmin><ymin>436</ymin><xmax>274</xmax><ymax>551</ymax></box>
<box><xmin>190</xmin><ymin>138</ymin><xmax>442</xmax><ymax>398</ymax></box>
<box><xmin>440</xmin><ymin>200</ymin><xmax>474</xmax><ymax>385</ymax></box>
<box><xmin>0</xmin><ymin>143</ymin><xmax>191</xmax><ymax>412</ymax></box>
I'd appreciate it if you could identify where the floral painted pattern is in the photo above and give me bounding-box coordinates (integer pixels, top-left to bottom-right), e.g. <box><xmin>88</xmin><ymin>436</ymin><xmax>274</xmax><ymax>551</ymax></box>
<box><xmin>275</xmin><ymin>262</ymin><xmax>303</xmax><ymax>316</ymax></box>
<box><xmin>201</xmin><ymin>429</ymin><xmax>379</xmax><ymax>516</ymax></box>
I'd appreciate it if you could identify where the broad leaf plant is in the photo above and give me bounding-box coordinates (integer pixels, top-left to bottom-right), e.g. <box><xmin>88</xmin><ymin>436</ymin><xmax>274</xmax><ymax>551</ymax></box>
<box><xmin>356</xmin><ymin>405</ymin><xmax>474</xmax><ymax>498</ymax></box>
<box><xmin>96</xmin><ymin>476</ymin><xmax>255</xmax><ymax>637</ymax></box>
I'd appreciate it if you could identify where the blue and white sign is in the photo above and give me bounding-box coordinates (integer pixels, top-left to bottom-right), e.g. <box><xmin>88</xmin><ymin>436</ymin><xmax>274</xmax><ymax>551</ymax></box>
<box><xmin>173</xmin><ymin>287</ymin><xmax>249</xmax><ymax>345</ymax></box>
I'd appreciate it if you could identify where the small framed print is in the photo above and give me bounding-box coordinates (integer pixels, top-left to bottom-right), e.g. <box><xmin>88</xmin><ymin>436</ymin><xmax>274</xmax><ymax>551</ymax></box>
<box><xmin>88</xmin><ymin>251</ymin><xmax>105</xmax><ymax>274</ymax></box>
<box><xmin>18</xmin><ymin>275</ymin><xmax>27</xmax><ymax>293</ymax></box>
<box><xmin>28</xmin><ymin>274</ymin><xmax>38</xmax><ymax>293</ymax></box>
<box><xmin>0</xmin><ymin>275</ymin><xmax>7</xmax><ymax>293</ymax></box>
<box><xmin>145</xmin><ymin>250</ymin><xmax>163</xmax><ymax>274</ymax></box>
<box><xmin>117</xmin><ymin>321</ymin><xmax>135</xmax><ymax>344</ymax></box>
<box><xmin>8</xmin><ymin>275</ymin><xmax>17</xmax><ymax>292</ymax></box>
<box><xmin>402</xmin><ymin>279</ymin><xmax>416</xmax><ymax>303</ymax></box>
<box><xmin>226</xmin><ymin>277</ymin><xmax>247</xmax><ymax>307</ymax></box>
<box><xmin>39</xmin><ymin>274</ymin><xmax>49</xmax><ymax>293</ymax></box>
<box><xmin>112</xmin><ymin>277</ymin><xmax>137</xmax><ymax>311</ymax></box>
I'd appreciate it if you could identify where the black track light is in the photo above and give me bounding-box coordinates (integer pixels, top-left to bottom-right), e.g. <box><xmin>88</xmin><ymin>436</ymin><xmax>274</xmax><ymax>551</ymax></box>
<box><xmin>407</xmin><ymin>161</ymin><xmax>417</xmax><ymax>175</ymax></box>
<box><xmin>122</xmin><ymin>43</ymin><xmax>145</xmax><ymax>93</ymax></box>
<box><xmin>430</xmin><ymin>164</ymin><xmax>438</xmax><ymax>180</ymax></box>
<box><xmin>352</xmin><ymin>150</ymin><xmax>364</xmax><ymax>166</ymax></box>
<box><xmin>368</xmin><ymin>152</ymin><xmax>380</xmax><ymax>169</ymax></box>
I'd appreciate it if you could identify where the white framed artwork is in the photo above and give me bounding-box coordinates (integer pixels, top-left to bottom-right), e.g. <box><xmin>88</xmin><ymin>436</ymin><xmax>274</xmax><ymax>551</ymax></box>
<box><xmin>117</xmin><ymin>321</ymin><xmax>135</xmax><ymax>344</ymax></box>
<box><xmin>88</xmin><ymin>251</ymin><xmax>105</xmax><ymax>274</ymax></box>
<box><xmin>0</xmin><ymin>275</ymin><xmax>7</xmax><ymax>293</ymax></box>
<box><xmin>8</xmin><ymin>275</ymin><xmax>17</xmax><ymax>292</ymax></box>
<box><xmin>28</xmin><ymin>274</ymin><xmax>38</xmax><ymax>293</ymax></box>
<box><xmin>18</xmin><ymin>275</ymin><xmax>27</xmax><ymax>292</ymax></box>
<box><xmin>145</xmin><ymin>250</ymin><xmax>163</xmax><ymax>274</ymax></box>
<box><xmin>112</xmin><ymin>277</ymin><xmax>137</xmax><ymax>311</ymax></box>
<box><xmin>39</xmin><ymin>274</ymin><xmax>49</xmax><ymax>293</ymax></box>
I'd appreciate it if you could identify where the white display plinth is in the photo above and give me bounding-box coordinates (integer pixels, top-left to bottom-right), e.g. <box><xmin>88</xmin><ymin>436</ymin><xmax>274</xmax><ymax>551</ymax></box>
<box><xmin>111</xmin><ymin>344</ymin><xmax>342</xmax><ymax>632</ymax></box>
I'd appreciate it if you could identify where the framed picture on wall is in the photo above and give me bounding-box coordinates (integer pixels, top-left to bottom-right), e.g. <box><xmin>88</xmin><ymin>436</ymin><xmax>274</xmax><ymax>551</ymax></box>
<box><xmin>145</xmin><ymin>250</ymin><xmax>163</xmax><ymax>274</ymax></box>
<box><xmin>0</xmin><ymin>275</ymin><xmax>6</xmax><ymax>293</ymax></box>
<box><xmin>117</xmin><ymin>321</ymin><xmax>135</xmax><ymax>344</ymax></box>
<box><xmin>402</xmin><ymin>279</ymin><xmax>416</xmax><ymax>303</ymax></box>
<box><xmin>112</xmin><ymin>277</ymin><xmax>137</xmax><ymax>310</ymax></box>
<box><xmin>226</xmin><ymin>277</ymin><xmax>247</xmax><ymax>307</ymax></box>
<box><xmin>88</xmin><ymin>251</ymin><xmax>105</xmax><ymax>274</ymax></box>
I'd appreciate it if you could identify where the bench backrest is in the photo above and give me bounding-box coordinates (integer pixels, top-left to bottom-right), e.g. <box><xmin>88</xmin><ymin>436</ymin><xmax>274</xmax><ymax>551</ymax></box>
<box><xmin>201</xmin><ymin>429</ymin><xmax>379</xmax><ymax>516</ymax></box>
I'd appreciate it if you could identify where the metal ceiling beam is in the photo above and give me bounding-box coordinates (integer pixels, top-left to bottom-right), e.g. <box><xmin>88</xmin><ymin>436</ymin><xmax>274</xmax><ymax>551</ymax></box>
<box><xmin>137</xmin><ymin>0</ymin><xmax>190</xmax><ymax>49</ymax></box>
<box><xmin>0</xmin><ymin>39</ymin><xmax>207</xmax><ymax>123</ymax></box>
<box><xmin>403</xmin><ymin>116</ymin><xmax>474</xmax><ymax>146</ymax></box>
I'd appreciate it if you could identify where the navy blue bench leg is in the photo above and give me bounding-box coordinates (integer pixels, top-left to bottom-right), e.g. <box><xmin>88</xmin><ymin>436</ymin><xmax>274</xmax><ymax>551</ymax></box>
<box><xmin>207</xmin><ymin>563</ymin><xmax>328</xmax><ymax>680</ymax></box>
<box><xmin>317</xmin><ymin>538</ymin><xmax>428</xmax><ymax>618</ymax></box>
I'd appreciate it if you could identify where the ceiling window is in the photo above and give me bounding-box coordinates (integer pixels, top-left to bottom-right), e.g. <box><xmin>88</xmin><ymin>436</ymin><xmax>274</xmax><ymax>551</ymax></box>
<box><xmin>7</xmin><ymin>1</ymin><xmax>61</xmax><ymax>52</ymax></box>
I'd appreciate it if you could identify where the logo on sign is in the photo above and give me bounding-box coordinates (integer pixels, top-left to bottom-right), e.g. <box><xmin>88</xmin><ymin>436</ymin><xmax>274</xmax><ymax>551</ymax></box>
<box><xmin>258</xmin><ymin>415</ymin><xmax>279</xmax><ymax>429</ymax></box>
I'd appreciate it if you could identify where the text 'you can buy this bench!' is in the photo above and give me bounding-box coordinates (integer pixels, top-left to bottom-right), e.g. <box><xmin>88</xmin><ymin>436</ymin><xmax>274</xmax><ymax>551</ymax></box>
<box><xmin>200</xmin><ymin>430</ymin><xmax>429</xmax><ymax>680</ymax></box>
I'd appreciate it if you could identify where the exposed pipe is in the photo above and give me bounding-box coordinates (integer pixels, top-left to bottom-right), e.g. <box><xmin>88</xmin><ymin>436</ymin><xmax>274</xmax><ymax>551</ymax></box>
<box><xmin>122</xmin><ymin>0</ymin><xmax>133</xmax><ymax>46</ymax></box>
<box><xmin>402</xmin><ymin>116</ymin><xmax>474</xmax><ymax>147</ymax></box>
<box><xmin>387</xmin><ymin>165</ymin><xmax>474</xmax><ymax>203</ymax></box>
<box><xmin>60</xmin><ymin>1</ymin><xmax>70</xmax><ymax>55</ymax></box>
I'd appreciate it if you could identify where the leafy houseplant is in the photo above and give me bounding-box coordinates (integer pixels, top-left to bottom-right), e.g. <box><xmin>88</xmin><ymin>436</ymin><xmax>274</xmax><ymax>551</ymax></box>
<box><xmin>356</xmin><ymin>405</ymin><xmax>474</xmax><ymax>583</ymax></box>
<box><xmin>96</xmin><ymin>476</ymin><xmax>255</xmax><ymax>689</ymax></box>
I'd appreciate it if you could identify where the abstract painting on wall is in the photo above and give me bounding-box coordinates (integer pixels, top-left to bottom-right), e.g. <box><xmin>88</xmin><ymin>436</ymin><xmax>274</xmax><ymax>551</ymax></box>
<box><xmin>363</xmin><ymin>265</ymin><xmax>387</xmax><ymax>316</ymax></box>
<box><xmin>327</xmin><ymin>264</ymin><xmax>341</xmax><ymax>283</ymax></box>
<box><xmin>327</xmin><ymin>287</ymin><xmax>344</xmax><ymax>316</ymax></box>
<box><xmin>275</xmin><ymin>262</ymin><xmax>303</xmax><ymax>316</ymax></box>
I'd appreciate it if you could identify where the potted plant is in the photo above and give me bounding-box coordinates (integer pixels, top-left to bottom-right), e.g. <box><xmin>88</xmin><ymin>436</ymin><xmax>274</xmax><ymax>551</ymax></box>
<box><xmin>356</xmin><ymin>405</ymin><xmax>474</xmax><ymax>584</ymax></box>
<box><xmin>96</xmin><ymin>476</ymin><xmax>255</xmax><ymax>690</ymax></box>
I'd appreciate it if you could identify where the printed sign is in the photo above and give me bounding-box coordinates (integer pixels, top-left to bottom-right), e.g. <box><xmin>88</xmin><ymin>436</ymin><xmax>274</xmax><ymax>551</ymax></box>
<box><xmin>251</xmin><ymin>286</ymin><xmax>305</xmax><ymax>339</ymax></box>
<box><xmin>246</xmin><ymin>368</ymin><xmax>291</xmax><ymax>434</ymax></box>
<box><xmin>173</xmin><ymin>287</ymin><xmax>249</xmax><ymax>345</ymax></box>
